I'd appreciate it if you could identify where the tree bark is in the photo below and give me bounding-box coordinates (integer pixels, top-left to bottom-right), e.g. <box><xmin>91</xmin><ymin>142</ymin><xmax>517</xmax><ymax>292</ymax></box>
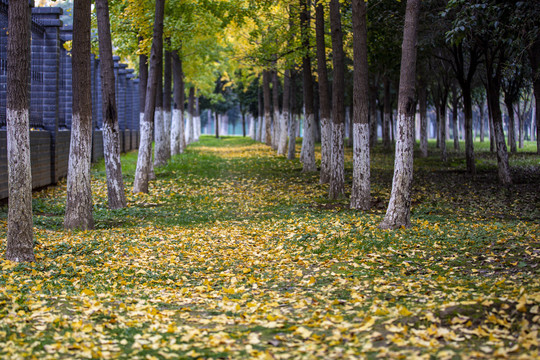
<box><xmin>133</xmin><ymin>0</ymin><xmax>165</xmax><ymax>193</ymax></box>
<box><xmin>383</xmin><ymin>78</ymin><xmax>391</xmax><ymax>149</ymax></box>
<box><xmin>505</xmin><ymin>98</ymin><xmax>517</xmax><ymax>154</ymax></box>
<box><xmin>278</xmin><ymin>70</ymin><xmax>291</xmax><ymax>155</ymax></box>
<box><xmin>257</xmin><ymin>84</ymin><xmax>263</xmax><ymax>141</ymax></box>
<box><xmin>171</xmin><ymin>50</ymin><xmax>185</xmax><ymax>155</ymax></box>
<box><xmin>163</xmin><ymin>46</ymin><xmax>172</xmax><ymax>158</ymax></box>
<box><xmin>452</xmin><ymin>91</ymin><xmax>459</xmax><ymax>151</ymax></box>
<box><xmin>194</xmin><ymin>96</ymin><xmax>201</xmax><ymax>141</ymax></box>
<box><xmin>288</xmin><ymin>72</ymin><xmax>298</xmax><ymax>160</ymax></box>
<box><xmin>350</xmin><ymin>0</ymin><xmax>370</xmax><ymax>210</ymax></box>
<box><xmin>439</xmin><ymin>104</ymin><xmax>447</xmax><ymax>162</ymax></box>
<box><xmin>65</xmin><ymin>0</ymin><xmax>94</xmax><ymax>230</ymax></box>
<box><xmin>138</xmin><ymin>40</ymin><xmax>148</xmax><ymax>141</ymax></box>
<box><xmin>329</xmin><ymin>0</ymin><xmax>345</xmax><ymax>199</ymax></box>
<box><xmin>215</xmin><ymin>112</ymin><xmax>220</xmax><ymax>138</ymax></box>
<box><xmin>6</xmin><ymin>0</ymin><xmax>35</xmax><ymax>261</ymax></box>
<box><xmin>369</xmin><ymin>86</ymin><xmax>378</xmax><ymax>147</ymax></box>
<box><xmin>186</xmin><ymin>86</ymin><xmax>195</xmax><ymax>144</ymax></box>
<box><xmin>528</xmin><ymin>37</ymin><xmax>540</xmax><ymax>154</ymax></box>
<box><xmin>263</xmin><ymin>70</ymin><xmax>272</xmax><ymax>146</ymax></box>
<box><xmin>418</xmin><ymin>83</ymin><xmax>428</xmax><ymax>157</ymax></box>
<box><xmin>315</xmin><ymin>0</ymin><xmax>331</xmax><ymax>183</ymax></box>
<box><xmin>154</xmin><ymin>57</ymin><xmax>166</xmax><ymax>167</ymax></box>
<box><xmin>272</xmin><ymin>70</ymin><xmax>280</xmax><ymax>150</ymax></box>
<box><xmin>379</xmin><ymin>0</ymin><xmax>420</xmax><ymax>230</ymax></box>
<box><xmin>300</xmin><ymin>0</ymin><xmax>316</xmax><ymax>172</ymax></box>
<box><xmin>95</xmin><ymin>0</ymin><xmax>126</xmax><ymax>209</ymax></box>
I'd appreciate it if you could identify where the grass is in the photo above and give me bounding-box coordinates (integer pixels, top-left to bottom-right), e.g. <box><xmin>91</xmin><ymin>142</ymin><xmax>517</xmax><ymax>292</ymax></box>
<box><xmin>0</xmin><ymin>135</ymin><xmax>538</xmax><ymax>359</ymax></box>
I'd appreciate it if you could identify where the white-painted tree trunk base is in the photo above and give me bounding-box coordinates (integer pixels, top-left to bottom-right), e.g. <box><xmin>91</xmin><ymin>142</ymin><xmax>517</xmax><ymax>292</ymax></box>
<box><xmin>329</xmin><ymin>122</ymin><xmax>345</xmax><ymax>198</ymax></box>
<box><xmin>277</xmin><ymin>111</ymin><xmax>289</xmax><ymax>155</ymax></box>
<box><xmin>163</xmin><ymin>110</ymin><xmax>172</xmax><ymax>159</ymax></box>
<box><xmin>351</xmin><ymin>123</ymin><xmax>371</xmax><ymax>210</ymax></box>
<box><xmin>133</xmin><ymin>115</ymin><xmax>153</xmax><ymax>193</ymax></box>
<box><xmin>194</xmin><ymin>116</ymin><xmax>201</xmax><ymax>141</ymax></box>
<box><xmin>154</xmin><ymin>108</ymin><xmax>168</xmax><ymax>167</ymax></box>
<box><xmin>302</xmin><ymin>113</ymin><xmax>317</xmax><ymax>172</ymax></box>
<box><xmin>6</xmin><ymin>108</ymin><xmax>35</xmax><ymax>262</ymax></box>
<box><xmin>171</xmin><ymin>109</ymin><xmax>183</xmax><ymax>155</ymax></box>
<box><xmin>103</xmin><ymin>119</ymin><xmax>126</xmax><ymax>209</ymax></box>
<box><xmin>380</xmin><ymin>112</ymin><xmax>414</xmax><ymax>229</ymax></box>
<box><xmin>320</xmin><ymin>117</ymin><xmax>331</xmax><ymax>184</ymax></box>
<box><xmin>64</xmin><ymin>113</ymin><xmax>94</xmax><ymax>229</ymax></box>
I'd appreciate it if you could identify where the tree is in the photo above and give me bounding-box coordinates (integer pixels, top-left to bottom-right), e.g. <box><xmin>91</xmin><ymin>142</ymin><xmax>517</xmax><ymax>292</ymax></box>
<box><xmin>171</xmin><ymin>50</ymin><xmax>185</xmax><ymax>155</ymax></box>
<box><xmin>315</xmin><ymin>0</ymin><xmax>331</xmax><ymax>184</ymax></box>
<box><xmin>133</xmin><ymin>0</ymin><xmax>165</xmax><ymax>194</ymax></box>
<box><xmin>64</xmin><ymin>0</ymin><xmax>94</xmax><ymax>230</ymax></box>
<box><xmin>277</xmin><ymin>69</ymin><xmax>291</xmax><ymax>155</ymax></box>
<box><xmin>5</xmin><ymin>0</ymin><xmax>35</xmax><ymax>261</ymax></box>
<box><xmin>329</xmin><ymin>0</ymin><xmax>345</xmax><ymax>199</ymax></box>
<box><xmin>350</xmin><ymin>0</ymin><xmax>371</xmax><ymax>210</ymax></box>
<box><xmin>300</xmin><ymin>0</ymin><xmax>317</xmax><ymax>172</ymax></box>
<box><xmin>154</xmin><ymin>57</ymin><xmax>166</xmax><ymax>166</ymax></box>
<box><xmin>95</xmin><ymin>0</ymin><xmax>127</xmax><ymax>209</ymax></box>
<box><xmin>379</xmin><ymin>0</ymin><xmax>421</xmax><ymax>230</ymax></box>
<box><xmin>263</xmin><ymin>70</ymin><xmax>272</xmax><ymax>146</ymax></box>
<box><xmin>163</xmin><ymin>46</ymin><xmax>172</xmax><ymax>159</ymax></box>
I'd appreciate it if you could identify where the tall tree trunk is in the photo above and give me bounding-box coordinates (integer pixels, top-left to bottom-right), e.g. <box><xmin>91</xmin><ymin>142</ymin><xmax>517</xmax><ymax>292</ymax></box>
<box><xmin>379</xmin><ymin>0</ymin><xmax>420</xmax><ymax>230</ymax></box>
<box><xmin>452</xmin><ymin>91</ymin><xmax>459</xmax><ymax>151</ymax></box>
<box><xmin>418</xmin><ymin>83</ymin><xmax>428</xmax><ymax>157</ymax></box>
<box><xmin>350</xmin><ymin>0</ymin><xmax>370</xmax><ymax>210</ymax></box>
<box><xmin>65</xmin><ymin>0</ymin><xmax>94</xmax><ymax>229</ymax></box>
<box><xmin>439</xmin><ymin>104</ymin><xmax>447</xmax><ymax>162</ymax></box>
<box><xmin>505</xmin><ymin>98</ymin><xmax>517</xmax><ymax>154</ymax></box>
<box><xmin>187</xmin><ymin>86</ymin><xmax>195</xmax><ymax>144</ymax></box>
<box><xmin>171</xmin><ymin>50</ymin><xmax>185</xmax><ymax>155</ymax></box>
<box><xmin>383</xmin><ymin>78</ymin><xmax>391</xmax><ymax>149</ymax></box>
<box><xmin>369</xmin><ymin>86</ymin><xmax>378</xmax><ymax>147</ymax></box>
<box><xmin>215</xmin><ymin>112</ymin><xmax>220</xmax><ymax>138</ymax></box>
<box><xmin>487</xmin><ymin>77</ymin><xmax>512</xmax><ymax>185</ymax></box>
<box><xmin>163</xmin><ymin>46</ymin><xmax>172</xmax><ymax>159</ymax></box>
<box><xmin>300</xmin><ymin>0</ymin><xmax>316</xmax><ymax>172</ymax></box>
<box><xmin>272</xmin><ymin>70</ymin><xmax>280</xmax><ymax>150</ymax></box>
<box><xmin>288</xmin><ymin>73</ymin><xmax>298</xmax><ymax>160</ymax></box>
<box><xmin>133</xmin><ymin>0</ymin><xmax>165</xmax><ymax>193</ymax></box>
<box><xmin>194</xmin><ymin>96</ymin><xmax>201</xmax><ymax>141</ymax></box>
<box><xmin>263</xmin><ymin>70</ymin><xmax>272</xmax><ymax>146</ymax></box>
<box><xmin>528</xmin><ymin>38</ymin><xmax>540</xmax><ymax>154</ymax></box>
<box><xmin>95</xmin><ymin>0</ymin><xmax>126</xmax><ymax>209</ymax></box>
<box><xmin>479</xmin><ymin>102</ymin><xmax>485</xmax><ymax>142</ymax></box>
<box><xmin>154</xmin><ymin>58</ymin><xmax>166</xmax><ymax>167</ymax></box>
<box><xmin>315</xmin><ymin>0</ymin><xmax>332</xmax><ymax>183</ymax></box>
<box><xmin>462</xmin><ymin>84</ymin><xmax>476</xmax><ymax>174</ymax></box>
<box><xmin>138</xmin><ymin>41</ymin><xmax>148</xmax><ymax>145</ymax></box>
<box><xmin>329</xmin><ymin>0</ymin><xmax>345</xmax><ymax>198</ymax></box>
<box><xmin>257</xmin><ymin>85</ymin><xmax>263</xmax><ymax>142</ymax></box>
<box><xmin>6</xmin><ymin>0</ymin><xmax>35</xmax><ymax>261</ymax></box>
<box><xmin>278</xmin><ymin>70</ymin><xmax>291</xmax><ymax>155</ymax></box>
<box><xmin>487</xmin><ymin>87</ymin><xmax>495</xmax><ymax>152</ymax></box>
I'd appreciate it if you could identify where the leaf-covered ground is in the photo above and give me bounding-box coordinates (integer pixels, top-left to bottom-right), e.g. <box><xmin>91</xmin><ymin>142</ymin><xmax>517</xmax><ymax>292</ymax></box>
<box><xmin>1</xmin><ymin>136</ymin><xmax>539</xmax><ymax>359</ymax></box>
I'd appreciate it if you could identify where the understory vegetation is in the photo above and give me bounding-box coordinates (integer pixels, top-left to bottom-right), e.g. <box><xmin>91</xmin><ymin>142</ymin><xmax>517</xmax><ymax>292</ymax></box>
<box><xmin>0</xmin><ymin>136</ymin><xmax>539</xmax><ymax>359</ymax></box>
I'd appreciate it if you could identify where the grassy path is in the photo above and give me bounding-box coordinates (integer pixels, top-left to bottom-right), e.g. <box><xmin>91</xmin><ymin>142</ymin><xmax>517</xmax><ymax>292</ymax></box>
<box><xmin>0</xmin><ymin>136</ymin><xmax>539</xmax><ymax>359</ymax></box>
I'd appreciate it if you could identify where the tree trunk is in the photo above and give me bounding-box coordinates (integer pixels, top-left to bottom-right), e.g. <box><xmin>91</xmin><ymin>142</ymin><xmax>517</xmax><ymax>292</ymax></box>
<box><xmin>6</xmin><ymin>0</ymin><xmax>35</xmax><ymax>261</ymax></box>
<box><xmin>187</xmin><ymin>86</ymin><xmax>195</xmax><ymax>144</ymax></box>
<box><xmin>505</xmin><ymin>98</ymin><xmax>517</xmax><ymax>154</ymax></box>
<box><xmin>439</xmin><ymin>104</ymin><xmax>447</xmax><ymax>162</ymax></box>
<box><xmin>379</xmin><ymin>0</ymin><xmax>420</xmax><ymax>230</ymax></box>
<box><xmin>383</xmin><ymin>78</ymin><xmax>391</xmax><ymax>149</ymax></box>
<box><xmin>138</xmin><ymin>41</ymin><xmax>148</xmax><ymax>146</ymax></box>
<box><xmin>369</xmin><ymin>86</ymin><xmax>378</xmax><ymax>147</ymax></box>
<box><xmin>418</xmin><ymin>84</ymin><xmax>428</xmax><ymax>157</ymax></box>
<box><xmin>171</xmin><ymin>50</ymin><xmax>185</xmax><ymax>155</ymax></box>
<box><xmin>487</xmin><ymin>90</ymin><xmax>495</xmax><ymax>152</ymax></box>
<box><xmin>263</xmin><ymin>70</ymin><xmax>272</xmax><ymax>146</ymax></box>
<box><xmin>350</xmin><ymin>0</ymin><xmax>371</xmax><ymax>210</ymax></box>
<box><xmin>452</xmin><ymin>93</ymin><xmax>459</xmax><ymax>151</ymax></box>
<box><xmin>315</xmin><ymin>0</ymin><xmax>331</xmax><ymax>183</ymax></box>
<box><xmin>300</xmin><ymin>0</ymin><xmax>317</xmax><ymax>172</ymax></box>
<box><xmin>215</xmin><ymin>112</ymin><xmax>220</xmax><ymax>138</ymax></box>
<box><xmin>65</xmin><ymin>0</ymin><xmax>94</xmax><ymax>229</ymax></box>
<box><xmin>257</xmin><ymin>85</ymin><xmax>263</xmax><ymax>142</ymax></box>
<box><xmin>329</xmin><ymin>0</ymin><xmax>345</xmax><ymax>198</ymax></box>
<box><xmin>487</xmin><ymin>78</ymin><xmax>512</xmax><ymax>185</ymax></box>
<box><xmin>194</xmin><ymin>96</ymin><xmax>201</xmax><ymax>141</ymax></box>
<box><xmin>288</xmin><ymin>73</ymin><xmax>298</xmax><ymax>160</ymax></box>
<box><xmin>163</xmin><ymin>46</ymin><xmax>172</xmax><ymax>158</ymax></box>
<box><xmin>462</xmin><ymin>84</ymin><xmax>476</xmax><ymax>174</ymax></box>
<box><xmin>278</xmin><ymin>69</ymin><xmax>291</xmax><ymax>155</ymax></box>
<box><xmin>272</xmin><ymin>70</ymin><xmax>280</xmax><ymax>150</ymax></box>
<box><xmin>479</xmin><ymin>102</ymin><xmax>485</xmax><ymax>143</ymax></box>
<box><xmin>133</xmin><ymin>0</ymin><xmax>165</xmax><ymax>193</ymax></box>
<box><xmin>154</xmin><ymin>58</ymin><xmax>166</xmax><ymax>167</ymax></box>
<box><xmin>95</xmin><ymin>0</ymin><xmax>126</xmax><ymax>209</ymax></box>
<box><xmin>528</xmin><ymin>38</ymin><xmax>540</xmax><ymax>154</ymax></box>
